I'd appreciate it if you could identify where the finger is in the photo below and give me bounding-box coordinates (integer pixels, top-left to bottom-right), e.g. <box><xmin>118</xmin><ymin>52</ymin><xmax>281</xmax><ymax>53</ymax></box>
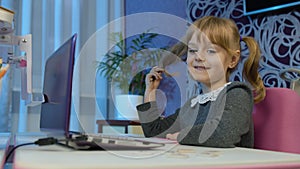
<box><xmin>150</xmin><ymin>72</ymin><xmax>163</xmax><ymax>81</ymax></box>
<box><xmin>146</xmin><ymin>73</ymin><xmax>158</xmax><ymax>83</ymax></box>
<box><xmin>154</xmin><ymin>67</ymin><xmax>165</xmax><ymax>74</ymax></box>
<box><xmin>151</xmin><ymin>66</ymin><xmax>164</xmax><ymax>73</ymax></box>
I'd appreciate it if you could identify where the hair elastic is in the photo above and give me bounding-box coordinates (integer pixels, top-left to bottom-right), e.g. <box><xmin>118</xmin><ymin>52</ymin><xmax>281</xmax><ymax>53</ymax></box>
<box><xmin>240</xmin><ymin>36</ymin><xmax>243</xmax><ymax>42</ymax></box>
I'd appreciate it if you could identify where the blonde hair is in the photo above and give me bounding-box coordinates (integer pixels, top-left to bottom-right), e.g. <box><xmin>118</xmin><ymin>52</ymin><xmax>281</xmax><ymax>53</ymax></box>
<box><xmin>165</xmin><ymin>16</ymin><xmax>265</xmax><ymax>103</ymax></box>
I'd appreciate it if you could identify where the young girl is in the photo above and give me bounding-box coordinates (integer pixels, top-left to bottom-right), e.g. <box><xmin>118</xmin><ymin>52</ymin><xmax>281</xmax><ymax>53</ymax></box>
<box><xmin>136</xmin><ymin>16</ymin><xmax>266</xmax><ymax>148</ymax></box>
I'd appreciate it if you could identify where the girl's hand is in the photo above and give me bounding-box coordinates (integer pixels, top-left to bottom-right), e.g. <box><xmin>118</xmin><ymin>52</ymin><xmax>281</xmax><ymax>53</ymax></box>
<box><xmin>166</xmin><ymin>132</ymin><xmax>179</xmax><ymax>140</ymax></box>
<box><xmin>144</xmin><ymin>66</ymin><xmax>165</xmax><ymax>102</ymax></box>
<box><xmin>145</xmin><ymin>66</ymin><xmax>164</xmax><ymax>89</ymax></box>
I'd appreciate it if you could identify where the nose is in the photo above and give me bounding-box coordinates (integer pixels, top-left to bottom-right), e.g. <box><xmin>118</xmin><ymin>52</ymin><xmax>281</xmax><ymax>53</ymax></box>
<box><xmin>194</xmin><ymin>52</ymin><xmax>206</xmax><ymax>62</ymax></box>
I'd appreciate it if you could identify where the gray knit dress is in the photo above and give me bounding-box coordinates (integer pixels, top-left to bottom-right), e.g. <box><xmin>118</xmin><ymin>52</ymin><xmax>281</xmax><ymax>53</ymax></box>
<box><xmin>136</xmin><ymin>81</ymin><xmax>254</xmax><ymax>148</ymax></box>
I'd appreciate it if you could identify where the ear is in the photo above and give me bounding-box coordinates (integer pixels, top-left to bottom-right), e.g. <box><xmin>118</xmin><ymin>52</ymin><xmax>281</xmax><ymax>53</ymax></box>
<box><xmin>229</xmin><ymin>50</ymin><xmax>240</xmax><ymax>68</ymax></box>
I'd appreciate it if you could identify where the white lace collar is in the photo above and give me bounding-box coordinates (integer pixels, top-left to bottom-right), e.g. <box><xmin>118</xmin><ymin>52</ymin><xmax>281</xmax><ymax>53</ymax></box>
<box><xmin>191</xmin><ymin>82</ymin><xmax>231</xmax><ymax>107</ymax></box>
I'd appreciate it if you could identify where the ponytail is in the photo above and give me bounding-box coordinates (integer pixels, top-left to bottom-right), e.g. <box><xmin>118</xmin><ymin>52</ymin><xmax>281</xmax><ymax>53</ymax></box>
<box><xmin>242</xmin><ymin>36</ymin><xmax>266</xmax><ymax>103</ymax></box>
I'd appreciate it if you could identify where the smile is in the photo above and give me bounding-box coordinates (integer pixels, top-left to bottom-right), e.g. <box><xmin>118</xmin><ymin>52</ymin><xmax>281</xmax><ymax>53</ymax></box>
<box><xmin>193</xmin><ymin>65</ymin><xmax>208</xmax><ymax>71</ymax></box>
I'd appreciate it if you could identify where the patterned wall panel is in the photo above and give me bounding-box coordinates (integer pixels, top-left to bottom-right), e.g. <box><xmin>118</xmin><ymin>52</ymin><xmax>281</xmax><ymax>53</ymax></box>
<box><xmin>187</xmin><ymin>0</ymin><xmax>300</xmax><ymax>88</ymax></box>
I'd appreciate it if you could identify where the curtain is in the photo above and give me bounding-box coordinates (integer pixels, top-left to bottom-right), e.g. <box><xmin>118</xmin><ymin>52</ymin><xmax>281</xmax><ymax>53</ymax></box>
<box><xmin>0</xmin><ymin>0</ymin><xmax>123</xmax><ymax>133</ymax></box>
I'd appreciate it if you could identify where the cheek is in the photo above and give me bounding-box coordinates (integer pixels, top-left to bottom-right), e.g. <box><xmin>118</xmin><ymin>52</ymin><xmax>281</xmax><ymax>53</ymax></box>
<box><xmin>208</xmin><ymin>56</ymin><xmax>225</xmax><ymax>67</ymax></box>
<box><xmin>211</xmin><ymin>57</ymin><xmax>229</xmax><ymax>74</ymax></box>
<box><xmin>186</xmin><ymin>55</ymin><xmax>193</xmax><ymax>65</ymax></box>
<box><xmin>186</xmin><ymin>57</ymin><xmax>195</xmax><ymax>74</ymax></box>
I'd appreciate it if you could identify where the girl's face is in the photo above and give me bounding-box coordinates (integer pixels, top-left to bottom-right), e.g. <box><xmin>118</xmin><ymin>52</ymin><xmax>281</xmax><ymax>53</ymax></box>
<box><xmin>187</xmin><ymin>33</ymin><xmax>234</xmax><ymax>91</ymax></box>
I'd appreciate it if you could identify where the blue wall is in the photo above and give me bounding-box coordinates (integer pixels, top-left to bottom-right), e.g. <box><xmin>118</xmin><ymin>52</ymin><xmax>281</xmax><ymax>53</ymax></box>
<box><xmin>125</xmin><ymin>0</ymin><xmax>186</xmax><ymax>17</ymax></box>
<box><xmin>124</xmin><ymin>0</ymin><xmax>188</xmax><ymax>116</ymax></box>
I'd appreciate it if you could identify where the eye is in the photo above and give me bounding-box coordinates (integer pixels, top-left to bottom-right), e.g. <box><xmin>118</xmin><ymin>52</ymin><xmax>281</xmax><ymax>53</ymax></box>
<box><xmin>207</xmin><ymin>49</ymin><xmax>216</xmax><ymax>54</ymax></box>
<box><xmin>188</xmin><ymin>48</ymin><xmax>198</xmax><ymax>53</ymax></box>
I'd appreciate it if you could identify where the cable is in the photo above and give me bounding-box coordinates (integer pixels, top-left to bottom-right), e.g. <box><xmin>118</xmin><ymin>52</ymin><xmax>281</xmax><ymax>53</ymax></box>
<box><xmin>5</xmin><ymin>135</ymin><xmax>90</xmax><ymax>163</ymax></box>
<box><xmin>34</xmin><ymin>137</ymin><xmax>58</xmax><ymax>145</ymax></box>
<box><xmin>5</xmin><ymin>142</ymin><xmax>34</xmax><ymax>163</ymax></box>
<box><xmin>4</xmin><ymin>137</ymin><xmax>59</xmax><ymax>163</ymax></box>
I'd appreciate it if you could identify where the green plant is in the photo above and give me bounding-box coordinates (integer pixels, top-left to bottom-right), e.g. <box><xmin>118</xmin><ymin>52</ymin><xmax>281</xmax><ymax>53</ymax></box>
<box><xmin>97</xmin><ymin>30</ymin><xmax>164</xmax><ymax>95</ymax></box>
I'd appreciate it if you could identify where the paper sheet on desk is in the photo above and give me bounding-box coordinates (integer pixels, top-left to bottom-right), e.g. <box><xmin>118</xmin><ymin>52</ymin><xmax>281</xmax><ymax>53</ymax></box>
<box><xmin>133</xmin><ymin>137</ymin><xmax>178</xmax><ymax>144</ymax></box>
<box><xmin>98</xmin><ymin>133</ymin><xmax>178</xmax><ymax>144</ymax></box>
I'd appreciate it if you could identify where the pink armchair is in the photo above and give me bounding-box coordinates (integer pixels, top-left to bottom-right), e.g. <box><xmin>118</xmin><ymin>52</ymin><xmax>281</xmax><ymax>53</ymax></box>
<box><xmin>253</xmin><ymin>87</ymin><xmax>300</xmax><ymax>154</ymax></box>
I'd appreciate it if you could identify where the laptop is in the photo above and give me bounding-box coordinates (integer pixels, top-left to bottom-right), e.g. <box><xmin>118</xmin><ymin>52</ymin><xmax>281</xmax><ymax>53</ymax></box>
<box><xmin>39</xmin><ymin>34</ymin><xmax>165</xmax><ymax>150</ymax></box>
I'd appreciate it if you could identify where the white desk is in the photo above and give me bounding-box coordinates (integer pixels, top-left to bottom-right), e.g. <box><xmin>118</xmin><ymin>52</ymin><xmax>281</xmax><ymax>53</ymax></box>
<box><xmin>0</xmin><ymin>133</ymin><xmax>10</xmax><ymax>169</ymax></box>
<box><xmin>12</xmin><ymin>141</ymin><xmax>300</xmax><ymax>169</ymax></box>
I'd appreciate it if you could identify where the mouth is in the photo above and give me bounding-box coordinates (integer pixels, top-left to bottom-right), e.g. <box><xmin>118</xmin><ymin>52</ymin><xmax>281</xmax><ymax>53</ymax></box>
<box><xmin>193</xmin><ymin>65</ymin><xmax>208</xmax><ymax>71</ymax></box>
